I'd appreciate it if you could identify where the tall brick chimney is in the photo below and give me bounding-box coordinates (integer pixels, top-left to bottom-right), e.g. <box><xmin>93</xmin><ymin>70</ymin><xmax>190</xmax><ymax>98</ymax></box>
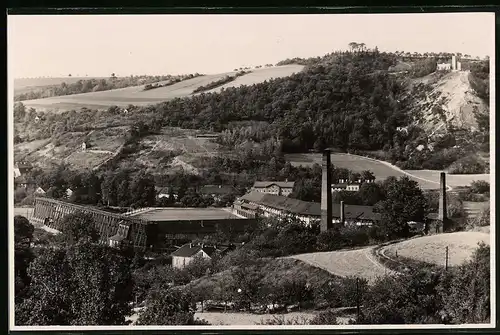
<box><xmin>321</xmin><ymin>149</ymin><xmax>332</xmax><ymax>232</ymax></box>
<box><xmin>438</xmin><ymin>172</ymin><xmax>447</xmax><ymax>222</ymax></box>
<box><xmin>340</xmin><ymin>201</ymin><xmax>345</xmax><ymax>225</ymax></box>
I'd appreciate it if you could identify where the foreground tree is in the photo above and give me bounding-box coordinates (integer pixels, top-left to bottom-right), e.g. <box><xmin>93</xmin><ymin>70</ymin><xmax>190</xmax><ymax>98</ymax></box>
<box><xmin>16</xmin><ymin>242</ymin><xmax>134</xmax><ymax>325</ymax></box>
<box><xmin>375</xmin><ymin>176</ymin><xmax>427</xmax><ymax>239</ymax></box>
<box><xmin>358</xmin><ymin>268</ymin><xmax>443</xmax><ymax>324</ymax></box>
<box><xmin>438</xmin><ymin>243</ymin><xmax>490</xmax><ymax>324</ymax></box>
<box><xmin>136</xmin><ymin>287</ymin><xmax>209</xmax><ymax>325</ymax></box>
<box><xmin>60</xmin><ymin>211</ymin><xmax>99</xmax><ymax>244</ymax></box>
<box><xmin>14</xmin><ymin>215</ymin><xmax>35</xmax><ymax>298</ymax></box>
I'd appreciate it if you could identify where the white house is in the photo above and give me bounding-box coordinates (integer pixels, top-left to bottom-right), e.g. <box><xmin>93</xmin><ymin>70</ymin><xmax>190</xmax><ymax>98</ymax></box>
<box><xmin>171</xmin><ymin>243</ymin><xmax>231</xmax><ymax>269</ymax></box>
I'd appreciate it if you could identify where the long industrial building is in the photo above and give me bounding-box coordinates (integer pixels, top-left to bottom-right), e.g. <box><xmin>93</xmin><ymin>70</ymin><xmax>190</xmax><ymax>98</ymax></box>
<box><xmin>32</xmin><ymin>197</ymin><xmax>259</xmax><ymax>251</ymax></box>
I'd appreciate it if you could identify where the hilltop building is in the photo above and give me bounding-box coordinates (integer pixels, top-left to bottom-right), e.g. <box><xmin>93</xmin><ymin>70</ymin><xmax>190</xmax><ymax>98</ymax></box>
<box><xmin>437</xmin><ymin>63</ymin><xmax>452</xmax><ymax>71</ymax></box>
<box><xmin>251</xmin><ymin>181</ymin><xmax>295</xmax><ymax>196</ymax></box>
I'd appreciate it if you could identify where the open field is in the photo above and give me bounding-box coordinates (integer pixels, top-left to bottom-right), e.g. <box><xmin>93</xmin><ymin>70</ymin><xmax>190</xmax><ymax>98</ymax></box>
<box><xmin>285</xmin><ymin>153</ymin><xmax>440</xmax><ymax>189</ymax></box>
<box><xmin>380</xmin><ymin>232</ymin><xmax>490</xmax><ymax>267</ymax></box>
<box><xmin>116</xmin><ymin>128</ymin><xmax>220</xmax><ymax>175</ymax></box>
<box><xmin>285</xmin><ymin>152</ymin><xmax>490</xmax><ymax>190</ymax></box>
<box><xmin>203</xmin><ymin>65</ymin><xmax>304</xmax><ymax>94</ymax></box>
<box><xmin>132</xmin><ymin>207</ymin><xmax>239</xmax><ymax>221</ymax></box>
<box><xmin>290</xmin><ymin>246</ymin><xmax>393</xmax><ymax>284</ymax></box>
<box><xmin>14</xmin><ymin>77</ymin><xmax>107</xmax><ymax>95</ymax></box>
<box><xmin>463</xmin><ymin>201</ymin><xmax>490</xmax><ymax>219</ymax></box>
<box><xmin>13</xmin><ymin>207</ymin><xmax>34</xmax><ymax>219</ymax></box>
<box><xmin>64</xmin><ymin>151</ymin><xmax>114</xmax><ymax>170</ymax></box>
<box><xmin>14</xmin><ymin>139</ymin><xmax>52</xmax><ymax>158</ymax></box>
<box><xmin>407</xmin><ymin>169</ymin><xmax>490</xmax><ymax>188</ymax></box>
<box><xmin>19</xmin><ymin>66</ymin><xmax>304</xmax><ymax>112</ymax></box>
<box><xmin>86</xmin><ymin>126</ymin><xmax>129</xmax><ymax>152</ymax></box>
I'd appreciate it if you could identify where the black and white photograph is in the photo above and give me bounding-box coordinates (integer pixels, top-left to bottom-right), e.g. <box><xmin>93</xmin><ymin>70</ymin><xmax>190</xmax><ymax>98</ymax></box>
<box><xmin>8</xmin><ymin>11</ymin><xmax>495</xmax><ymax>330</ymax></box>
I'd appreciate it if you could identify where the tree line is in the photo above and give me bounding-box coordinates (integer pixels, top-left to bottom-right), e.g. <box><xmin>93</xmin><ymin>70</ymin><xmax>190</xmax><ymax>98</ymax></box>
<box><xmin>14</xmin><ymin>74</ymin><xmax>203</xmax><ymax>101</ymax></box>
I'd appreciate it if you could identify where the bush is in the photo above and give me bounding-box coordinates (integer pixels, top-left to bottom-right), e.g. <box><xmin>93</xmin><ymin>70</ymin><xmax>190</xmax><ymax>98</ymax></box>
<box><xmin>14</xmin><ymin>188</ymin><xmax>28</xmax><ymax>204</ymax></box>
<box><xmin>309</xmin><ymin>309</ymin><xmax>340</xmax><ymax>325</ymax></box>
<box><xmin>470</xmin><ymin>180</ymin><xmax>490</xmax><ymax>194</ymax></box>
<box><xmin>447</xmin><ymin>154</ymin><xmax>487</xmax><ymax>174</ymax></box>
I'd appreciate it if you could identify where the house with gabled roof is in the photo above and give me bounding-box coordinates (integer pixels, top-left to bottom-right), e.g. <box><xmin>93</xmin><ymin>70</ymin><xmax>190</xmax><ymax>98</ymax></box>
<box><xmin>251</xmin><ymin>180</ymin><xmax>295</xmax><ymax>197</ymax></box>
<box><xmin>171</xmin><ymin>242</ymin><xmax>233</xmax><ymax>269</ymax></box>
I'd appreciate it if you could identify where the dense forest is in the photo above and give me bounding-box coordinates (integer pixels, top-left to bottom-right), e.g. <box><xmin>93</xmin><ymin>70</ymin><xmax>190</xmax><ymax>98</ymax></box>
<box><xmin>13</xmin><ymin>49</ymin><xmax>490</xmax><ymax>174</ymax></box>
<box><xmin>149</xmin><ymin>51</ymin><xmax>408</xmax><ymax>153</ymax></box>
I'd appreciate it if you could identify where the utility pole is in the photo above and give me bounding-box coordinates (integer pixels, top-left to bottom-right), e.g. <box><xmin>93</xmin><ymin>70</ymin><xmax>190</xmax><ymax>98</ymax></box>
<box><xmin>356</xmin><ymin>277</ymin><xmax>360</xmax><ymax>320</ymax></box>
<box><xmin>445</xmin><ymin>246</ymin><xmax>449</xmax><ymax>271</ymax></box>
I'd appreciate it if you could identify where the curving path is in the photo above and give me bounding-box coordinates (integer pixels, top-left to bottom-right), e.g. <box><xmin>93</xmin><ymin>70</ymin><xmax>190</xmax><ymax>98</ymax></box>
<box><xmin>286</xmin><ymin>152</ymin><xmax>456</xmax><ymax>190</ymax></box>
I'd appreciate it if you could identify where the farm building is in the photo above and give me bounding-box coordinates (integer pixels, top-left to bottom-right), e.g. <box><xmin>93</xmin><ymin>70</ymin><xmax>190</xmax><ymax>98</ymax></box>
<box><xmin>171</xmin><ymin>242</ymin><xmax>233</xmax><ymax>269</ymax></box>
<box><xmin>251</xmin><ymin>181</ymin><xmax>295</xmax><ymax>196</ymax></box>
<box><xmin>233</xmin><ymin>191</ymin><xmax>379</xmax><ymax>227</ymax></box>
<box><xmin>31</xmin><ymin>197</ymin><xmax>259</xmax><ymax>251</ymax></box>
<box><xmin>15</xmin><ymin>161</ymin><xmax>34</xmax><ymax>175</ymax></box>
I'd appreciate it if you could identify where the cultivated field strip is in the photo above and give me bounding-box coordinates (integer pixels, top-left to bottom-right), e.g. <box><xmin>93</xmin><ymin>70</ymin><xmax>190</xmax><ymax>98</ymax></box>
<box><xmin>19</xmin><ymin>65</ymin><xmax>304</xmax><ymax>112</ymax></box>
<box><xmin>380</xmin><ymin>232</ymin><xmax>490</xmax><ymax>267</ymax></box>
<box><xmin>290</xmin><ymin>246</ymin><xmax>393</xmax><ymax>284</ymax></box>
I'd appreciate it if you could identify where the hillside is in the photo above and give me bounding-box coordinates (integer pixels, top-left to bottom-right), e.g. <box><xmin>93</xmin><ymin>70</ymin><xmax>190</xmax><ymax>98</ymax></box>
<box><xmin>412</xmin><ymin>71</ymin><xmax>489</xmax><ymax>134</ymax></box>
<box><xmin>18</xmin><ymin>65</ymin><xmax>304</xmax><ymax>112</ymax></box>
<box><xmin>13</xmin><ymin>51</ymin><xmax>490</xmax><ymax>179</ymax></box>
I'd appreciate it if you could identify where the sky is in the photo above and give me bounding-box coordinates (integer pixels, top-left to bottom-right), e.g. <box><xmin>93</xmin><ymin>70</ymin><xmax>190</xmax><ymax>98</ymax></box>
<box><xmin>8</xmin><ymin>13</ymin><xmax>495</xmax><ymax>78</ymax></box>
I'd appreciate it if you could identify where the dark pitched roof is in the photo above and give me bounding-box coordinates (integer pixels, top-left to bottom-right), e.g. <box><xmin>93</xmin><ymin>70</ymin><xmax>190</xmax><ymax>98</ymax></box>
<box><xmin>240</xmin><ymin>191</ymin><xmax>267</xmax><ymax>204</ymax></box>
<box><xmin>200</xmin><ymin>185</ymin><xmax>234</xmax><ymax>195</ymax></box>
<box><xmin>253</xmin><ymin>181</ymin><xmax>295</xmax><ymax>189</ymax></box>
<box><xmin>240</xmin><ymin>192</ymin><xmax>380</xmax><ymax>221</ymax></box>
<box><xmin>259</xmin><ymin>194</ymin><xmax>320</xmax><ymax>216</ymax></box>
<box><xmin>170</xmin><ymin>243</ymin><xmax>220</xmax><ymax>258</ymax></box>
